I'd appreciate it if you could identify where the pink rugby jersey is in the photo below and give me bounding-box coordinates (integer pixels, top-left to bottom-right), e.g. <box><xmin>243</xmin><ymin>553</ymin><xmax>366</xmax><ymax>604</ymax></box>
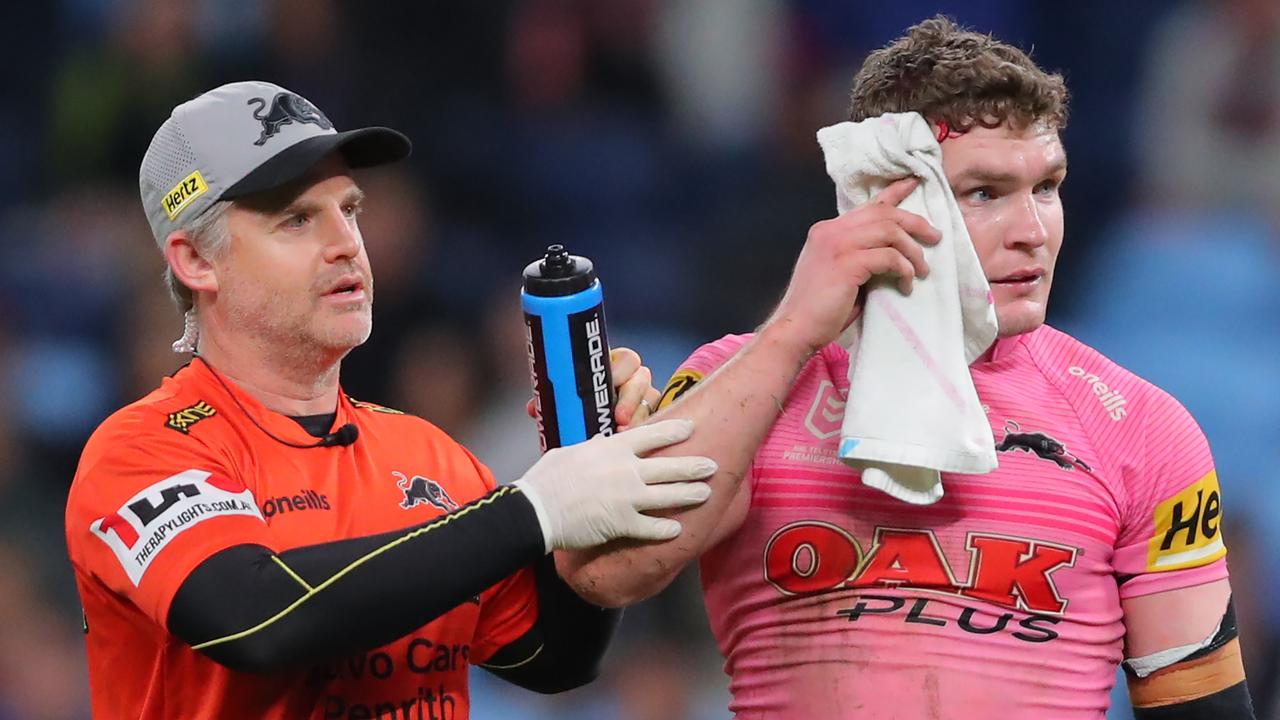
<box><xmin>673</xmin><ymin>324</ymin><xmax>1229</xmax><ymax>719</ymax></box>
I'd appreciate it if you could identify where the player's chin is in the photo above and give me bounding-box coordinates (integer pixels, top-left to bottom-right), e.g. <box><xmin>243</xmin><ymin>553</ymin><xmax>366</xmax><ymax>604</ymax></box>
<box><xmin>994</xmin><ymin>301</ymin><xmax>1047</xmax><ymax>338</ymax></box>
<box><xmin>317</xmin><ymin>315</ymin><xmax>373</xmax><ymax>350</ymax></box>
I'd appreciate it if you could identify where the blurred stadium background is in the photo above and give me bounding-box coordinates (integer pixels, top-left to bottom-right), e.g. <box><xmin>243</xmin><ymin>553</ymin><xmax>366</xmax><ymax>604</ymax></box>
<box><xmin>1</xmin><ymin>1</ymin><xmax>1277</xmax><ymax>718</ymax></box>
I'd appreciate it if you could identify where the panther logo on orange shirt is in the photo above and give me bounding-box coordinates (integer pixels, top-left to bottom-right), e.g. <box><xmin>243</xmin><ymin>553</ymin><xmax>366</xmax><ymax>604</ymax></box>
<box><xmin>394</xmin><ymin>471</ymin><xmax>460</xmax><ymax>512</ymax></box>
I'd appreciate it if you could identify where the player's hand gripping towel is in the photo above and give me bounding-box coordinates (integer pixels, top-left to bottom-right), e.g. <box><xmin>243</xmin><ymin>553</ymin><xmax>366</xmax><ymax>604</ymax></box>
<box><xmin>816</xmin><ymin>112</ymin><xmax>998</xmax><ymax>504</ymax></box>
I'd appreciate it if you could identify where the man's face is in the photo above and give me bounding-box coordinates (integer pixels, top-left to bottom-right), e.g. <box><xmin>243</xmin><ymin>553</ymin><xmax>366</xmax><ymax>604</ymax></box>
<box><xmin>214</xmin><ymin>154</ymin><xmax>374</xmax><ymax>358</ymax></box>
<box><xmin>940</xmin><ymin>122</ymin><xmax>1067</xmax><ymax>338</ymax></box>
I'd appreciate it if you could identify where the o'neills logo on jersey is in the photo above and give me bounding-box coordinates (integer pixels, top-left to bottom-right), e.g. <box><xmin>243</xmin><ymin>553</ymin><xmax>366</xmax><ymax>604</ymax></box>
<box><xmin>764</xmin><ymin>522</ymin><xmax>1078</xmax><ymax>616</ymax></box>
<box><xmin>260</xmin><ymin>489</ymin><xmax>331</xmax><ymax>518</ymax></box>
<box><xmin>1067</xmin><ymin>366</ymin><xmax>1127</xmax><ymax>421</ymax></box>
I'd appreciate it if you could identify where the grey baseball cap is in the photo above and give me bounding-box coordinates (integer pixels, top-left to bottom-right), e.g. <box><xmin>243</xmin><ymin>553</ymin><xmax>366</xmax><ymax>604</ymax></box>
<box><xmin>139</xmin><ymin>80</ymin><xmax>411</xmax><ymax>245</ymax></box>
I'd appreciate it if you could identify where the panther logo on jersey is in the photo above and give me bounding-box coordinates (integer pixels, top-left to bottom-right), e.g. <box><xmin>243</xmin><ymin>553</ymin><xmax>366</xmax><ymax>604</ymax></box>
<box><xmin>395</xmin><ymin>471</ymin><xmax>460</xmax><ymax>512</ymax></box>
<box><xmin>995</xmin><ymin>420</ymin><xmax>1091</xmax><ymax>472</ymax></box>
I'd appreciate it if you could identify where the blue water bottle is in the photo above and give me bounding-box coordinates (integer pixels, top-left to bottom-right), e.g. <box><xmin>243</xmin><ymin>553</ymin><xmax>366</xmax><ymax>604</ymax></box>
<box><xmin>521</xmin><ymin>245</ymin><xmax>617</xmax><ymax>451</ymax></box>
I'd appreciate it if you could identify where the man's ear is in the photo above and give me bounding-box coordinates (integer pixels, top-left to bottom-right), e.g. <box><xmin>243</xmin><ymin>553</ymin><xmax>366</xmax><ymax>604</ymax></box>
<box><xmin>164</xmin><ymin>230</ymin><xmax>220</xmax><ymax>295</ymax></box>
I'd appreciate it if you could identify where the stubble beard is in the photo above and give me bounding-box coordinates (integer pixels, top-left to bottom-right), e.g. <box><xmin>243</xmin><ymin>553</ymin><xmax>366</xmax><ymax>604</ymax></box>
<box><xmin>222</xmin><ymin>278</ymin><xmax>374</xmax><ymax>374</ymax></box>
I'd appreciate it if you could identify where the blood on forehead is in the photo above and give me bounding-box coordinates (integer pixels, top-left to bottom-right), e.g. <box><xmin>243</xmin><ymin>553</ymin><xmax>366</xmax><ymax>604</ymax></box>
<box><xmin>934</xmin><ymin>120</ymin><xmax>964</xmax><ymax>144</ymax></box>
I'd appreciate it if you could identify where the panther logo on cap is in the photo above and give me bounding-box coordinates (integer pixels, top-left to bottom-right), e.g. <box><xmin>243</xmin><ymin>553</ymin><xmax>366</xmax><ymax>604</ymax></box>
<box><xmin>246</xmin><ymin>92</ymin><xmax>334</xmax><ymax>146</ymax></box>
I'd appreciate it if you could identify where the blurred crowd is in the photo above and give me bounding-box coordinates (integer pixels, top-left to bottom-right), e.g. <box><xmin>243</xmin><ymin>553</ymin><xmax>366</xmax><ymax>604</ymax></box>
<box><xmin>1</xmin><ymin>1</ymin><xmax>1277</xmax><ymax>718</ymax></box>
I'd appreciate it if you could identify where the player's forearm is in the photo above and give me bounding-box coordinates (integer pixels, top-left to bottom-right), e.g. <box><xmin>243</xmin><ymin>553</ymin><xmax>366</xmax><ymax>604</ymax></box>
<box><xmin>559</xmin><ymin>325</ymin><xmax>815</xmax><ymax>606</ymax></box>
<box><xmin>167</xmin><ymin>486</ymin><xmax>545</xmax><ymax>673</ymax></box>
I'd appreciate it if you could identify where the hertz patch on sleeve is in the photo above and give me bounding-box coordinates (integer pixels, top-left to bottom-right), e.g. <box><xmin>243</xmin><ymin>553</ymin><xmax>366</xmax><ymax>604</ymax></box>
<box><xmin>162</xmin><ymin>170</ymin><xmax>209</xmax><ymax>221</ymax></box>
<box><xmin>657</xmin><ymin>368</ymin><xmax>703</xmax><ymax>411</ymax></box>
<box><xmin>1146</xmin><ymin>470</ymin><xmax>1227</xmax><ymax>572</ymax></box>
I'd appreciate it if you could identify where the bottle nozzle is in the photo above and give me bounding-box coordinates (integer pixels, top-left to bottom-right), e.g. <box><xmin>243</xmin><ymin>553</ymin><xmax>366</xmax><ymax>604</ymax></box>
<box><xmin>541</xmin><ymin>244</ymin><xmax>574</xmax><ymax>277</ymax></box>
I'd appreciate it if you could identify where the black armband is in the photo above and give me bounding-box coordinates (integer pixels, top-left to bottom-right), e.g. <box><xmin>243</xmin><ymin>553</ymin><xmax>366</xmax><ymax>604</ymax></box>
<box><xmin>1132</xmin><ymin>681</ymin><xmax>1254</xmax><ymax>720</ymax></box>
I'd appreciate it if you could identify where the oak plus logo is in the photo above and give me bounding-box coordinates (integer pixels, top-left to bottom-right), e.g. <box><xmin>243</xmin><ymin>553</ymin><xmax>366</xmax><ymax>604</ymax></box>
<box><xmin>763</xmin><ymin>522</ymin><xmax>1079</xmax><ymax>643</ymax></box>
<box><xmin>90</xmin><ymin>470</ymin><xmax>262</xmax><ymax>585</ymax></box>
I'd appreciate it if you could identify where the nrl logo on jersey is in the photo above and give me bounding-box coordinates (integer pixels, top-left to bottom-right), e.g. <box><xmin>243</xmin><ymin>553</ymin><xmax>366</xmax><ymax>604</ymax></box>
<box><xmin>804</xmin><ymin>380</ymin><xmax>847</xmax><ymax>440</ymax></box>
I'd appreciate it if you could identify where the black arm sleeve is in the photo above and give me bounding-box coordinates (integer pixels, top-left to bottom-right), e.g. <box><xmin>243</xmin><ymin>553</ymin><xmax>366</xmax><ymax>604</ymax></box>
<box><xmin>167</xmin><ymin>485</ymin><xmax>544</xmax><ymax>673</ymax></box>
<box><xmin>1133</xmin><ymin>681</ymin><xmax>1255</xmax><ymax>720</ymax></box>
<box><xmin>478</xmin><ymin>555</ymin><xmax>622</xmax><ymax>694</ymax></box>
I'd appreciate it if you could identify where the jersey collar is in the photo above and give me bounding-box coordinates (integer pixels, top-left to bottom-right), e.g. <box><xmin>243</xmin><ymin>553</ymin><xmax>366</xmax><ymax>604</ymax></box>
<box><xmin>187</xmin><ymin>357</ymin><xmax>356</xmax><ymax>446</ymax></box>
<box><xmin>972</xmin><ymin>329</ymin><xmax>1030</xmax><ymax>366</ymax></box>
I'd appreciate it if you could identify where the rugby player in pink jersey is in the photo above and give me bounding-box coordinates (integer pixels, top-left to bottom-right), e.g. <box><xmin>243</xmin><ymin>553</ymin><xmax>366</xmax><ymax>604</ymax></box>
<box><xmin>554</xmin><ymin>16</ymin><xmax>1253</xmax><ymax>720</ymax></box>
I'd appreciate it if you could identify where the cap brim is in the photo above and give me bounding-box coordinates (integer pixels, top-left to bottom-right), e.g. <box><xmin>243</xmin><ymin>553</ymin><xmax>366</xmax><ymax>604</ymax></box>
<box><xmin>221</xmin><ymin>127</ymin><xmax>412</xmax><ymax>200</ymax></box>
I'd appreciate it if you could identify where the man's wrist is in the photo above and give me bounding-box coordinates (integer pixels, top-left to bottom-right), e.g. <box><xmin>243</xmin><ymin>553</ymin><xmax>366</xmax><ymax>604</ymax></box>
<box><xmin>755</xmin><ymin>318</ymin><xmax>823</xmax><ymax>364</ymax></box>
<box><xmin>511</xmin><ymin>481</ymin><xmax>554</xmax><ymax>554</ymax></box>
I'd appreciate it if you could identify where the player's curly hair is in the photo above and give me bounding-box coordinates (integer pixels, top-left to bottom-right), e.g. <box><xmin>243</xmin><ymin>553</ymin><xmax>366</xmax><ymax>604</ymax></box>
<box><xmin>848</xmin><ymin>15</ymin><xmax>1068</xmax><ymax>132</ymax></box>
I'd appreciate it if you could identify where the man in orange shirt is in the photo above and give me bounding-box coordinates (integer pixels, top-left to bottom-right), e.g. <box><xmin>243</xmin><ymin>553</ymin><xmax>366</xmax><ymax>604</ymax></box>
<box><xmin>64</xmin><ymin>81</ymin><xmax>717</xmax><ymax>719</ymax></box>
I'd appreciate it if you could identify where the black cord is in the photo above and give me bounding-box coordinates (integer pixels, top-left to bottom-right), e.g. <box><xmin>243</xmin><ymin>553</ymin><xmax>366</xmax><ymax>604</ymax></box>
<box><xmin>192</xmin><ymin>354</ymin><xmax>358</xmax><ymax>449</ymax></box>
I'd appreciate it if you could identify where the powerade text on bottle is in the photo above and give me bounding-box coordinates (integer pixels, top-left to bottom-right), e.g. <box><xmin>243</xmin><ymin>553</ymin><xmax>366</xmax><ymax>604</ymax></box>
<box><xmin>521</xmin><ymin>245</ymin><xmax>616</xmax><ymax>451</ymax></box>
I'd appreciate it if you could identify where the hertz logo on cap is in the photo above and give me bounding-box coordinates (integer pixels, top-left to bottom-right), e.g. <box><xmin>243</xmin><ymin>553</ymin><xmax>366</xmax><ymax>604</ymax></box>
<box><xmin>162</xmin><ymin>170</ymin><xmax>209</xmax><ymax>221</ymax></box>
<box><xmin>1146</xmin><ymin>470</ymin><xmax>1227</xmax><ymax>572</ymax></box>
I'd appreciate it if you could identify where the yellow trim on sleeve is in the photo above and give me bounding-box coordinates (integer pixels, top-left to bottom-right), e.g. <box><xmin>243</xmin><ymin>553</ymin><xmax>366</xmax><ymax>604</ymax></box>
<box><xmin>480</xmin><ymin>643</ymin><xmax>545</xmax><ymax>670</ymax></box>
<box><xmin>270</xmin><ymin>555</ymin><xmax>313</xmax><ymax>592</ymax></box>
<box><xmin>192</xmin><ymin>486</ymin><xmax>522</xmax><ymax>650</ymax></box>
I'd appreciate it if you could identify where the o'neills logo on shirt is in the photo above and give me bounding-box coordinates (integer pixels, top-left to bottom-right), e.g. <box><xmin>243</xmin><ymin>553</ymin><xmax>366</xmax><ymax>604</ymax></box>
<box><xmin>765</xmin><ymin>522</ymin><xmax>1078</xmax><ymax>615</ymax></box>
<box><xmin>260</xmin><ymin>489</ymin><xmax>331</xmax><ymax>518</ymax></box>
<box><xmin>1067</xmin><ymin>366</ymin><xmax>1127</xmax><ymax>421</ymax></box>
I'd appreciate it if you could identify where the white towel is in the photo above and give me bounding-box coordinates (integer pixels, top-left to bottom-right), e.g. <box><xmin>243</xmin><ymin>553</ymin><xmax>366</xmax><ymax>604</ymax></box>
<box><xmin>816</xmin><ymin>112</ymin><xmax>999</xmax><ymax>505</ymax></box>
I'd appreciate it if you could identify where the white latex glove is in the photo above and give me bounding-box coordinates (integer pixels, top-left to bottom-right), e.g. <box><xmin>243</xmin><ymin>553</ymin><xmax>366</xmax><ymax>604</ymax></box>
<box><xmin>514</xmin><ymin>419</ymin><xmax>717</xmax><ymax>552</ymax></box>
